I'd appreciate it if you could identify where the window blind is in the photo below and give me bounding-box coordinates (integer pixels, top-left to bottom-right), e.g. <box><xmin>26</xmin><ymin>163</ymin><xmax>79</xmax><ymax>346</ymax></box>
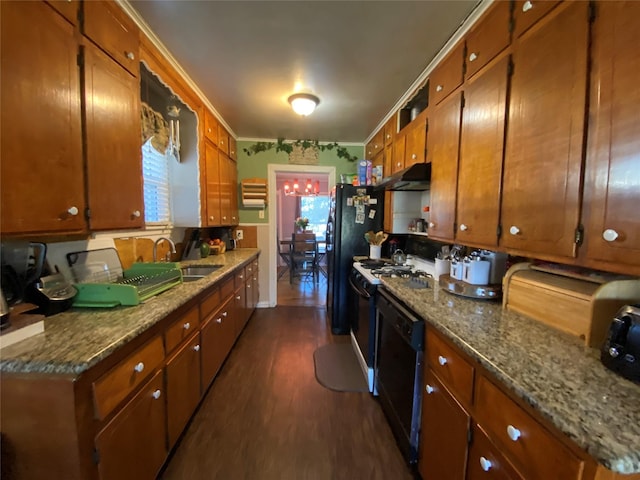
<box><xmin>142</xmin><ymin>138</ymin><xmax>171</xmax><ymax>224</ymax></box>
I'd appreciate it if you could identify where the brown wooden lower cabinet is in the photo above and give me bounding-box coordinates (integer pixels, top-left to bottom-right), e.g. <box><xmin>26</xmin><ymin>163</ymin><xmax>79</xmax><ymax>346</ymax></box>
<box><xmin>467</xmin><ymin>424</ymin><xmax>524</xmax><ymax>480</ymax></box>
<box><xmin>419</xmin><ymin>368</ymin><xmax>470</xmax><ymax>480</ymax></box>
<box><xmin>166</xmin><ymin>332</ymin><xmax>202</xmax><ymax>448</ymax></box>
<box><xmin>94</xmin><ymin>370</ymin><xmax>167</xmax><ymax>480</ymax></box>
<box><xmin>201</xmin><ymin>295</ymin><xmax>235</xmax><ymax>390</ymax></box>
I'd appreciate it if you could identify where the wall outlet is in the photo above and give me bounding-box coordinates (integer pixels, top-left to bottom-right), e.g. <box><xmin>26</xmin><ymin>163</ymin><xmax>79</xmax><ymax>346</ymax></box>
<box><xmin>236</xmin><ymin>229</ymin><xmax>244</xmax><ymax>240</ymax></box>
<box><xmin>259</xmin><ymin>210</ymin><xmax>265</xmax><ymax>219</ymax></box>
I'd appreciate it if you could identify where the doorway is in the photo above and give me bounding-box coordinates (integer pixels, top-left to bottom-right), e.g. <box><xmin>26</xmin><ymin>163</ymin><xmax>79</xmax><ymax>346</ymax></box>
<box><xmin>267</xmin><ymin>164</ymin><xmax>335</xmax><ymax>307</ymax></box>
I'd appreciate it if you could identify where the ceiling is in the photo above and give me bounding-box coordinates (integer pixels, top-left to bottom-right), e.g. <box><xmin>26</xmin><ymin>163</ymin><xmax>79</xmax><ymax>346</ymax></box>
<box><xmin>127</xmin><ymin>1</ymin><xmax>483</xmax><ymax>144</ymax></box>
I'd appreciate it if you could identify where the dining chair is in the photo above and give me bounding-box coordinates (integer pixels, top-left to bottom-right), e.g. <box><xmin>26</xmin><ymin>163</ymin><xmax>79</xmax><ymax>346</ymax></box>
<box><xmin>289</xmin><ymin>232</ymin><xmax>318</xmax><ymax>284</ymax></box>
<box><xmin>277</xmin><ymin>235</ymin><xmax>292</xmax><ymax>279</ymax></box>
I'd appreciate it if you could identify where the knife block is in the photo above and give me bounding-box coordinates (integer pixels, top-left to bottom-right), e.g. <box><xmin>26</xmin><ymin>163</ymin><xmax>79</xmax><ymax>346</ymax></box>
<box><xmin>503</xmin><ymin>263</ymin><xmax>640</xmax><ymax>348</ymax></box>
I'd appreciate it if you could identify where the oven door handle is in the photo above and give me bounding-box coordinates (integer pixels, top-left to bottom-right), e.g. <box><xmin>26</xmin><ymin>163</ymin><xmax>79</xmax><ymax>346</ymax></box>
<box><xmin>349</xmin><ymin>274</ymin><xmax>371</xmax><ymax>299</ymax></box>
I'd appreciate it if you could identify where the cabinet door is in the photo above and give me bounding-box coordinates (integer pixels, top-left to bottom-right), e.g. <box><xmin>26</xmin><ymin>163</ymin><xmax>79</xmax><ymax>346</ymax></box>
<box><xmin>83</xmin><ymin>0</ymin><xmax>139</xmax><ymax>77</ymax></box>
<box><xmin>418</xmin><ymin>369</ymin><xmax>470</xmax><ymax>480</ymax></box>
<box><xmin>95</xmin><ymin>371</ymin><xmax>167</xmax><ymax>480</ymax></box>
<box><xmin>204</xmin><ymin>109</ymin><xmax>218</xmax><ymax>145</ymax></box>
<box><xmin>583</xmin><ymin>1</ymin><xmax>640</xmax><ymax>269</ymax></box>
<box><xmin>465</xmin><ymin>1</ymin><xmax>512</xmax><ymax>80</ymax></box>
<box><xmin>427</xmin><ymin>92</ymin><xmax>462</xmax><ymax>242</ymax></box>
<box><xmin>512</xmin><ymin>0</ymin><xmax>561</xmax><ymax>39</ymax></box>
<box><xmin>233</xmin><ymin>286</ymin><xmax>247</xmax><ymax>338</ymax></box>
<box><xmin>501</xmin><ymin>2</ymin><xmax>588</xmax><ymax>258</ymax></box>
<box><xmin>229</xmin><ymin>136</ymin><xmax>238</xmax><ymax>161</ymax></box>
<box><xmin>229</xmin><ymin>159</ymin><xmax>239</xmax><ymax>225</ymax></box>
<box><xmin>384</xmin><ymin>115</ymin><xmax>396</xmax><ymax>147</ymax></box>
<box><xmin>218</xmin><ymin>125</ymin><xmax>229</xmax><ymax>155</ymax></box>
<box><xmin>1</xmin><ymin>1</ymin><xmax>86</xmax><ymax>235</ymax></box>
<box><xmin>205</xmin><ymin>141</ymin><xmax>221</xmax><ymax>226</ymax></box>
<box><xmin>166</xmin><ymin>333</ymin><xmax>202</xmax><ymax>448</ymax></box>
<box><xmin>200</xmin><ymin>296</ymin><xmax>234</xmax><ymax>391</ymax></box>
<box><xmin>84</xmin><ymin>42</ymin><xmax>144</xmax><ymax>230</ymax></box>
<box><xmin>430</xmin><ymin>41</ymin><xmax>465</xmax><ymax>106</ymax></box>
<box><xmin>456</xmin><ymin>54</ymin><xmax>509</xmax><ymax>248</ymax></box>
<box><xmin>404</xmin><ymin>115</ymin><xmax>427</xmax><ymax>167</ymax></box>
<box><xmin>467</xmin><ymin>424</ymin><xmax>524</xmax><ymax>480</ymax></box>
<box><xmin>219</xmin><ymin>154</ymin><xmax>236</xmax><ymax>225</ymax></box>
<box><xmin>46</xmin><ymin>0</ymin><xmax>79</xmax><ymax>25</ymax></box>
<box><xmin>392</xmin><ymin>131</ymin><xmax>406</xmax><ymax>174</ymax></box>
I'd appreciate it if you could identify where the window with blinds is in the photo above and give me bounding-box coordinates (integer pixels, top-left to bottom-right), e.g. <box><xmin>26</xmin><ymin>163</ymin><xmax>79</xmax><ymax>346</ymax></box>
<box><xmin>142</xmin><ymin>138</ymin><xmax>171</xmax><ymax>224</ymax></box>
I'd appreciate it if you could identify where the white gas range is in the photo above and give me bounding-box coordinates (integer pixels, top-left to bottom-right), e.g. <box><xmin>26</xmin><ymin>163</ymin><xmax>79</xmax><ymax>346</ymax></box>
<box><xmin>349</xmin><ymin>255</ymin><xmax>436</xmax><ymax>394</ymax></box>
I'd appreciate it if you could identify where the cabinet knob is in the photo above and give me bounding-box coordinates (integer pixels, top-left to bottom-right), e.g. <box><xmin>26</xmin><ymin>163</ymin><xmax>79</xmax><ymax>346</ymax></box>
<box><xmin>209</xmin><ymin>216</ymin><xmax>215</xmax><ymax>221</ymax></box>
<box><xmin>223</xmin><ymin>216</ymin><xmax>227</xmax><ymax>220</ymax></box>
<box><xmin>247</xmin><ymin>284</ymin><xmax>251</xmax><ymax>289</ymax></box>
<box><xmin>479</xmin><ymin>457</ymin><xmax>493</xmax><ymax>472</ymax></box>
<box><xmin>425</xmin><ymin>384</ymin><xmax>435</xmax><ymax>394</ymax></box>
<box><xmin>222</xmin><ymin>311</ymin><xmax>228</xmax><ymax>317</ymax></box>
<box><xmin>132</xmin><ymin>210</ymin><xmax>141</xmax><ymax>218</ymax></box>
<box><xmin>236</xmin><ymin>295</ymin><xmax>241</xmax><ymax>300</ymax></box>
<box><xmin>183</xmin><ymin>322</ymin><xmax>191</xmax><ymax>330</ymax></box>
<box><xmin>507</xmin><ymin>424</ymin><xmax>521</xmax><ymax>441</ymax></box>
<box><xmin>411</xmin><ymin>153</ymin><xmax>417</xmax><ymax>160</ymax></box>
<box><xmin>428</xmin><ymin>222</ymin><xmax>435</xmax><ymax>229</ymax></box>
<box><xmin>396</xmin><ymin>162</ymin><xmax>402</xmax><ymax>167</ymax></box>
<box><xmin>152</xmin><ymin>389</ymin><xmax>162</xmax><ymax>400</ymax></box>
<box><xmin>193</xmin><ymin>344</ymin><xmax>201</xmax><ymax>352</ymax></box>
<box><xmin>386</xmin><ymin>134</ymin><xmax>391</xmax><ymax>139</ymax></box>
<box><xmin>438</xmin><ymin>355</ymin><xmax>448</xmax><ymax>366</ymax></box>
<box><xmin>125</xmin><ymin>51</ymin><xmax>135</xmax><ymax>60</ymax></box>
<box><xmin>509</xmin><ymin>225</ymin><xmax>520</xmax><ymax>235</ymax></box>
<box><xmin>67</xmin><ymin>206</ymin><xmax>79</xmax><ymax>216</ymax></box>
<box><xmin>133</xmin><ymin>362</ymin><xmax>145</xmax><ymax>373</ymax></box>
<box><xmin>216</xmin><ymin>317</ymin><xmax>222</xmax><ymax>324</ymax></box>
<box><xmin>459</xmin><ymin>224</ymin><xmax>468</xmax><ymax>232</ymax></box>
<box><xmin>436</xmin><ymin>84</ymin><xmax>444</xmax><ymax>92</ymax></box>
<box><xmin>469</xmin><ymin>52</ymin><xmax>478</xmax><ymax>62</ymax></box>
<box><xmin>522</xmin><ymin>0</ymin><xmax>533</xmax><ymax>12</ymax></box>
<box><xmin>602</xmin><ymin>229</ymin><xmax>619</xmax><ymax>242</ymax></box>
<box><xmin>208</xmin><ymin>127</ymin><xmax>212</xmax><ymax>133</ymax></box>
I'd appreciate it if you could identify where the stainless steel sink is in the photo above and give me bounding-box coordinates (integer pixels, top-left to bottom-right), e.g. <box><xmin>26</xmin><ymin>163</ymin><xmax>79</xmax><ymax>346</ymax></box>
<box><xmin>180</xmin><ymin>265</ymin><xmax>222</xmax><ymax>282</ymax></box>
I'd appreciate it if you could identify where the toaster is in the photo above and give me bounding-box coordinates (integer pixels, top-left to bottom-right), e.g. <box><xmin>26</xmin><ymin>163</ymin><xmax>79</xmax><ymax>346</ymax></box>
<box><xmin>601</xmin><ymin>304</ymin><xmax>640</xmax><ymax>383</ymax></box>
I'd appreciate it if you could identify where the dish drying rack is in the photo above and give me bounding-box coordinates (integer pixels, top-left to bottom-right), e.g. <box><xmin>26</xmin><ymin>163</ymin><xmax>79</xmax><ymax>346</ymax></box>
<box><xmin>67</xmin><ymin>248</ymin><xmax>182</xmax><ymax>307</ymax></box>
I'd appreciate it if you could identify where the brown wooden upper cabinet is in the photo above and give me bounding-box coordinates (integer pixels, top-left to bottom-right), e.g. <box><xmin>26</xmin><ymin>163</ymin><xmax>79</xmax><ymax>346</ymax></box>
<box><xmin>0</xmin><ymin>1</ymin><xmax>86</xmax><ymax>235</ymax></box>
<box><xmin>83</xmin><ymin>0</ymin><xmax>140</xmax><ymax>77</ymax></box>
<box><xmin>456</xmin><ymin>53</ymin><xmax>510</xmax><ymax>249</ymax></box>
<box><xmin>205</xmin><ymin>142</ymin><xmax>221</xmax><ymax>226</ymax></box>
<box><xmin>366</xmin><ymin>129</ymin><xmax>384</xmax><ymax>160</ymax></box>
<box><xmin>500</xmin><ymin>1</ymin><xmax>589</xmax><ymax>259</ymax></box>
<box><xmin>391</xmin><ymin>130</ymin><xmax>407</xmax><ymax>174</ymax></box>
<box><xmin>427</xmin><ymin>91</ymin><xmax>463</xmax><ymax>242</ymax></box>
<box><xmin>383</xmin><ymin>115</ymin><xmax>396</xmax><ymax>147</ymax></box>
<box><xmin>229</xmin><ymin>136</ymin><xmax>238</xmax><ymax>161</ymax></box>
<box><xmin>429</xmin><ymin>41</ymin><xmax>465</xmax><ymax>106</ymax></box>
<box><xmin>46</xmin><ymin>0</ymin><xmax>79</xmax><ymax>25</ymax></box>
<box><xmin>582</xmin><ymin>1</ymin><xmax>640</xmax><ymax>270</ymax></box>
<box><xmin>403</xmin><ymin>111</ymin><xmax>427</xmax><ymax>167</ymax></box>
<box><xmin>218</xmin><ymin>124</ymin><xmax>230</xmax><ymax>156</ymax></box>
<box><xmin>512</xmin><ymin>0</ymin><xmax>562</xmax><ymax>39</ymax></box>
<box><xmin>204</xmin><ymin>109</ymin><xmax>219</xmax><ymax>145</ymax></box>
<box><xmin>464</xmin><ymin>0</ymin><xmax>512</xmax><ymax>80</ymax></box>
<box><xmin>83</xmin><ymin>41</ymin><xmax>144</xmax><ymax>231</ymax></box>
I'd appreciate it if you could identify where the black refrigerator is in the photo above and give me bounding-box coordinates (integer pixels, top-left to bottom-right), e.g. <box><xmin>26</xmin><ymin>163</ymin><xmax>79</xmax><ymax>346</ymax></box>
<box><xmin>326</xmin><ymin>184</ymin><xmax>384</xmax><ymax>334</ymax></box>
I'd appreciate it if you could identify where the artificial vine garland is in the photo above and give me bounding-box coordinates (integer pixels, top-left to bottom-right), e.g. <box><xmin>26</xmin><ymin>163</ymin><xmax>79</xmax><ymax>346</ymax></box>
<box><xmin>243</xmin><ymin>138</ymin><xmax>358</xmax><ymax>163</ymax></box>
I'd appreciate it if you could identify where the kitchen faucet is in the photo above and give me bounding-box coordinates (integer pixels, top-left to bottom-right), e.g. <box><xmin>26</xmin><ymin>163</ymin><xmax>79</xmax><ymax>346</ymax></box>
<box><xmin>153</xmin><ymin>237</ymin><xmax>177</xmax><ymax>262</ymax></box>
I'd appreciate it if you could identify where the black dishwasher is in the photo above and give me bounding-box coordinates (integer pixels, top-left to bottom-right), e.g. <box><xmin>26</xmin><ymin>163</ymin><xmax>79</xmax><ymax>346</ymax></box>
<box><xmin>375</xmin><ymin>287</ymin><xmax>424</xmax><ymax>464</ymax></box>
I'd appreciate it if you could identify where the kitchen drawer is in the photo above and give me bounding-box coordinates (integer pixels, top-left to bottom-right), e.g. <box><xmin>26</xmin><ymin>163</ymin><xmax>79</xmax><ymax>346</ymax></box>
<box><xmin>165</xmin><ymin>305</ymin><xmax>200</xmax><ymax>354</ymax></box>
<box><xmin>235</xmin><ymin>268</ymin><xmax>246</xmax><ymax>291</ymax></box>
<box><xmin>201</xmin><ymin>286</ymin><xmax>221</xmax><ymax>321</ymax></box>
<box><xmin>426</xmin><ymin>329</ymin><xmax>474</xmax><ymax>406</ymax></box>
<box><xmin>513</xmin><ymin>0</ymin><xmax>561</xmax><ymax>39</ymax></box>
<box><xmin>464</xmin><ymin>0</ymin><xmax>512</xmax><ymax>80</ymax></box>
<box><xmin>429</xmin><ymin>41</ymin><xmax>465</xmax><ymax>105</ymax></box>
<box><xmin>93</xmin><ymin>336</ymin><xmax>164</xmax><ymax>420</ymax></box>
<box><xmin>475</xmin><ymin>375</ymin><xmax>585</xmax><ymax>480</ymax></box>
<box><xmin>220</xmin><ymin>275</ymin><xmax>235</xmax><ymax>300</ymax></box>
<box><xmin>467</xmin><ymin>423</ymin><xmax>524</xmax><ymax>480</ymax></box>
<box><xmin>82</xmin><ymin>0</ymin><xmax>140</xmax><ymax>77</ymax></box>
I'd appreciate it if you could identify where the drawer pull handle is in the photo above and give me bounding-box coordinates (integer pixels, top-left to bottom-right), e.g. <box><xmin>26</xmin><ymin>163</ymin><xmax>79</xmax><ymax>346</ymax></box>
<box><xmin>469</xmin><ymin>52</ymin><xmax>478</xmax><ymax>62</ymax></box>
<box><xmin>425</xmin><ymin>384</ymin><xmax>435</xmax><ymax>394</ymax></box>
<box><xmin>603</xmin><ymin>229</ymin><xmax>619</xmax><ymax>242</ymax></box>
<box><xmin>522</xmin><ymin>0</ymin><xmax>533</xmax><ymax>12</ymax></box>
<box><xmin>479</xmin><ymin>456</ymin><xmax>493</xmax><ymax>472</ymax></box>
<box><xmin>507</xmin><ymin>425</ymin><xmax>521</xmax><ymax>441</ymax></box>
<box><xmin>152</xmin><ymin>389</ymin><xmax>162</xmax><ymax>400</ymax></box>
<box><xmin>183</xmin><ymin>322</ymin><xmax>191</xmax><ymax>330</ymax></box>
<box><xmin>438</xmin><ymin>355</ymin><xmax>448</xmax><ymax>366</ymax></box>
<box><xmin>193</xmin><ymin>344</ymin><xmax>201</xmax><ymax>352</ymax></box>
<box><xmin>216</xmin><ymin>317</ymin><xmax>222</xmax><ymax>324</ymax></box>
<box><xmin>133</xmin><ymin>362</ymin><xmax>145</xmax><ymax>373</ymax></box>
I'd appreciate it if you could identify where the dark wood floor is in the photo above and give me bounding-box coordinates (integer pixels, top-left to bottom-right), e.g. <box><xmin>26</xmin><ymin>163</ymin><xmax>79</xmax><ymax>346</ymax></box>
<box><xmin>159</xmin><ymin>305</ymin><xmax>415</xmax><ymax>480</ymax></box>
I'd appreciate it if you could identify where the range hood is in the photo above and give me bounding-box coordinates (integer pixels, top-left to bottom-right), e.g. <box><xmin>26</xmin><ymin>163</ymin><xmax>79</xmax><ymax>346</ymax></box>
<box><xmin>374</xmin><ymin>163</ymin><xmax>431</xmax><ymax>191</ymax></box>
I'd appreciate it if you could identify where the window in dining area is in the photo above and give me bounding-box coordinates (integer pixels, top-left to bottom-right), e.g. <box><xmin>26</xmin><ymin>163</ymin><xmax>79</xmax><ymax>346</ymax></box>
<box><xmin>299</xmin><ymin>195</ymin><xmax>329</xmax><ymax>240</ymax></box>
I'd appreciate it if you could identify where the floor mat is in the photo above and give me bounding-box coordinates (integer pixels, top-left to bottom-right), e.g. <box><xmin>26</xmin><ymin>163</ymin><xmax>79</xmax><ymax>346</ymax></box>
<box><xmin>313</xmin><ymin>343</ymin><xmax>368</xmax><ymax>393</ymax></box>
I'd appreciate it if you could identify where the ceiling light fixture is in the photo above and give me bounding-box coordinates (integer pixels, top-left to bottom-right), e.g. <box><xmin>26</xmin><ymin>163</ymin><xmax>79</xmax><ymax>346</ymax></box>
<box><xmin>288</xmin><ymin>93</ymin><xmax>320</xmax><ymax>116</ymax></box>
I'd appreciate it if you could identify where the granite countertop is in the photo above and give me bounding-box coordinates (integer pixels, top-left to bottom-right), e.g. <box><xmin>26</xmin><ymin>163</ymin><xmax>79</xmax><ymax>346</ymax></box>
<box><xmin>380</xmin><ymin>277</ymin><xmax>640</xmax><ymax>474</ymax></box>
<box><xmin>0</xmin><ymin>249</ymin><xmax>260</xmax><ymax>377</ymax></box>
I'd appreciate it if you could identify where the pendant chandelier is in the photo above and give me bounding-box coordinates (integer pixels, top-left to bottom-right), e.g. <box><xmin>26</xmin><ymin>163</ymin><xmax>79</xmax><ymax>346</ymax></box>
<box><xmin>284</xmin><ymin>178</ymin><xmax>320</xmax><ymax>196</ymax></box>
